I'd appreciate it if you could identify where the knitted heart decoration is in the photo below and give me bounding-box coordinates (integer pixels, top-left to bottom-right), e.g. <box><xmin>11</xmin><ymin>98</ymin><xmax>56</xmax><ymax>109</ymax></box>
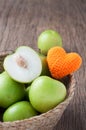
<box><xmin>47</xmin><ymin>47</ymin><xmax>82</xmax><ymax>79</ymax></box>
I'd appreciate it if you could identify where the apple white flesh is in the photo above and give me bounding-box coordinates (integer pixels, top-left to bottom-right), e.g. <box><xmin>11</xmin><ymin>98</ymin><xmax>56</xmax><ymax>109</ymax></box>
<box><xmin>4</xmin><ymin>46</ymin><xmax>42</xmax><ymax>83</ymax></box>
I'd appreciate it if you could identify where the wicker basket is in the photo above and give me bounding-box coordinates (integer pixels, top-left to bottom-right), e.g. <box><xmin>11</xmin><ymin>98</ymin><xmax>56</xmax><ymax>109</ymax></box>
<box><xmin>0</xmin><ymin>51</ymin><xmax>76</xmax><ymax>130</ymax></box>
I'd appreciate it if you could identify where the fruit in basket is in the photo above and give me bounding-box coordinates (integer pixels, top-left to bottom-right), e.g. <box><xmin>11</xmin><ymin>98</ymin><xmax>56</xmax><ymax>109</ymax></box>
<box><xmin>37</xmin><ymin>30</ymin><xmax>62</xmax><ymax>55</ymax></box>
<box><xmin>3</xmin><ymin>46</ymin><xmax>42</xmax><ymax>83</ymax></box>
<box><xmin>47</xmin><ymin>46</ymin><xmax>82</xmax><ymax>79</ymax></box>
<box><xmin>29</xmin><ymin>76</ymin><xmax>67</xmax><ymax>113</ymax></box>
<box><xmin>3</xmin><ymin>101</ymin><xmax>38</xmax><ymax>122</ymax></box>
<box><xmin>0</xmin><ymin>71</ymin><xmax>25</xmax><ymax>108</ymax></box>
<box><xmin>38</xmin><ymin>53</ymin><xmax>51</xmax><ymax>76</ymax></box>
<box><xmin>25</xmin><ymin>86</ymin><xmax>31</xmax><ymax>101</ymax></box>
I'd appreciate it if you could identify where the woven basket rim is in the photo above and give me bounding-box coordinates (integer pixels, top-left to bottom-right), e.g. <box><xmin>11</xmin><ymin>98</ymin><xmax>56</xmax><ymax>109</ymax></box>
<box><xmin>0</xmin><ymin>50</ymin><xmax>76</xmax><ymax>125</ymax></box>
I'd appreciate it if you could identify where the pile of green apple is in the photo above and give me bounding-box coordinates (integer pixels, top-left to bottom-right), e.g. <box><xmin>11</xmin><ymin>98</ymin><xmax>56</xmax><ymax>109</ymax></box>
<box><xmin>0</xmin><ymin>30</ymin><xmax>67</xmax><ymax>122</ymax></box>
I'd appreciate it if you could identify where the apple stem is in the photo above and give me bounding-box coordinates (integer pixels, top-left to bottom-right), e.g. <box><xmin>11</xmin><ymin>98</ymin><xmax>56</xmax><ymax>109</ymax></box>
<box><xmin>15</xmin><ymin>55</ymin><xmax>28</xmax><ymax>68</ymax></box>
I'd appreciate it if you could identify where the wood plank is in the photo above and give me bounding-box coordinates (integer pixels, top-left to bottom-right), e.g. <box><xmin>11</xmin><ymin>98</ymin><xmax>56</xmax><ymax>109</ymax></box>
<box><xmin>0</xmin><ymin>0</ymin><xmax>86</xmax><ymax>130</ymax></box>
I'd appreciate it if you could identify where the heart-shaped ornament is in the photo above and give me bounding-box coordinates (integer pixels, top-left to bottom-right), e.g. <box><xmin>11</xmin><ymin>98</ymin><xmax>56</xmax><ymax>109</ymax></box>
<box><xmin>47</xmin><ymin>47</ymin><xmax>82</xmax><ymax>79</ymax></box>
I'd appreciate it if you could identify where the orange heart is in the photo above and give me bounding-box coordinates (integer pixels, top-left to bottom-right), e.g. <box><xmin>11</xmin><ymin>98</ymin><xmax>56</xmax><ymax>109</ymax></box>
<box><xmin>47</xmin><ymin>47</ymin><xmax>82</xmax><ymax>79</ymax></box>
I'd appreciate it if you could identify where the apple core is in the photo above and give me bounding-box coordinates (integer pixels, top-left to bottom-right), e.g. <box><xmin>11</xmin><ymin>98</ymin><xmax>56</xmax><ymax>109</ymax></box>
<box><xmin>15</xmin><ymin>55</ymin><xmax>28</xmax><ymax>69</ymax></box>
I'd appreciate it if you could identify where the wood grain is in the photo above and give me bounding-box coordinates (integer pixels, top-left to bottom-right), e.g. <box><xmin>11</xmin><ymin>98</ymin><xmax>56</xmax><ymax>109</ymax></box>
<box><xmin>0</xmin><ymin>0</ymin><xmax>86</xmax><ymax>130</ymax></box>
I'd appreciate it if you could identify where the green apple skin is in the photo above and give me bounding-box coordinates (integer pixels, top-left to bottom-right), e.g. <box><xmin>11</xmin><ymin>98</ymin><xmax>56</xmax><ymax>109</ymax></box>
<box><xmin>29</xmin><ymin>76</ymin><xmax>67</xmax><ymax>113</ymax></box>
<box><xmin>38</xmin><ymin>53</ymin><xmax>51</xmax><ymax>76</ymax></box>
<box><xmin>24</xmin><ymin>86</ymin><xmax>31</xmax><ymax>101</ymax></box>
<box><xmin>0</xmin><ymin>71</ymin><xmax>25</xmax><ymax>108</ymax></box>
<box><xmin>38</xmin><ymin>30</ymin><xmax>62</xmax><ymax>55</ymax></box>
<box><xmin>3</xmin><ymin>101</ymin><xmax>38</xmax><ymax>122</ymax></box>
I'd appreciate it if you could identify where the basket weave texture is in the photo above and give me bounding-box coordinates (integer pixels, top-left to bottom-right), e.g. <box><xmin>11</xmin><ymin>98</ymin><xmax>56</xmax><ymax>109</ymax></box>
<box><xmin>0</xmin><ymin>51</ymin><xmax>76</xmax><ymax>130</ymax></box>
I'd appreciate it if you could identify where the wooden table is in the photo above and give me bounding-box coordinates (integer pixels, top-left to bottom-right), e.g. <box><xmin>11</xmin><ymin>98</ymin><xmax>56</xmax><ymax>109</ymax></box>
<box><xmin>0</xmin><ymin>0</ymin><xmax>86</xmax><ymax>130</ymax></box>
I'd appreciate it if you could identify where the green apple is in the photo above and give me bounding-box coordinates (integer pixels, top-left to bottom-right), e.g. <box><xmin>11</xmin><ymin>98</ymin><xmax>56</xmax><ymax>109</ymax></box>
<box><xmin>25</xmin><ymin>86</ymin><xmax>31</xmax><ymax>101</ymax></box>
<box><xmin>29</xmin><ymin>76</ymin><xmax>67</xmax><ymax>113</ymax></box>
<box><xmin>3</xmin><ymin>101</ymin><xmax>38</xmax><ymax>122</ymax></box>
<box><xmin>37</xmin><ymin>30</ymin><xmax>62</xmax><ymax>55</ymax></box>
<box><xmin>38</xmin><ymin>53</ymin><xmax>51</xmax><ymax>76</ymax></box>
<box><xmin>3</xmin><ymin>46</ymin><xmax>42</xmax><ymax>83</ymax></box>
<box><xmin>0</xmin><ymin>71</ymin><xmax>25</xmax><ymax>108</ymax></box>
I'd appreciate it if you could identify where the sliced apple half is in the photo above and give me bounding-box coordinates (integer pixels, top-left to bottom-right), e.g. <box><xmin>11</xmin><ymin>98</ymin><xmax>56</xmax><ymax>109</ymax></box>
<box><xmin>4</xmin><ymin>46</ymin><xmax>42</xmax><ymax>83</ymax></box>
